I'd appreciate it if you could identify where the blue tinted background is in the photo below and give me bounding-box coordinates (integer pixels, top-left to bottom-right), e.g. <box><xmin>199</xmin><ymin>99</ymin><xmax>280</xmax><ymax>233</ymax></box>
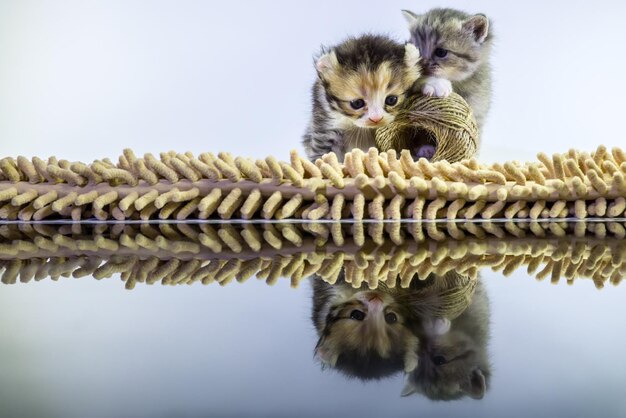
<box><xmin>1</xmin><ymin>1</ymin><xmax>626</xmax><ymax>416</ymax></box>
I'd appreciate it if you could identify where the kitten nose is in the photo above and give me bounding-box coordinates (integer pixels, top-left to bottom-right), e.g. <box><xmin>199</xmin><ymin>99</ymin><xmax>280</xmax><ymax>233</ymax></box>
<box><xmin>368</xmin><ymin>108</ymin><xmax>384</xmax><ymax>123</ymax></box>
<box><xmin>367</xmin><ymin>296</ymin><xmax>383</xmax><ymax>312</ymax></box>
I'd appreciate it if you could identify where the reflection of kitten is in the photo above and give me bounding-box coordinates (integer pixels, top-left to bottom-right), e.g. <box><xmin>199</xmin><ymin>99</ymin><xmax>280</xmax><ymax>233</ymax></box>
<box><xmin>402</xmin><ymin>8</ymin><xmax>493</xmax><ymax>136</ymax></box>
<box><xmin>311</xmin><ymin>276</ymin><xmax>420</xmax><ymax>380</ymax></box>
<box><xmin>302</xmin><ymin>34</ymin><xmax>421</xmax><ymax>161</ymax></box>
<box><xmin>402</xmin><ymin>279</ymin><xmax>491</xmax><ymax>400</ymax></box>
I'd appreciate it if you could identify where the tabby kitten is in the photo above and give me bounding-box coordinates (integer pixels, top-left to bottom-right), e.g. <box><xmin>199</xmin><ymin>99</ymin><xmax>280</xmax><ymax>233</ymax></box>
<box><xmin>402</xmin><ymin>8</ymin><xmax>493</xmax><ymax>134</ymax></box>
<box><xmin>302</xmin><ymin>34</ymin><xmax>421</xmax><ymax>161</ymax></box>
<box><xmin>311</xmin><ymin>275</ymin><xmax>420</xmax><ymax>380</ymax></box>
<box><xmin>402</xmin><ymin>279</ymin><xmax>491</xmax><ymax>400</ymax></box>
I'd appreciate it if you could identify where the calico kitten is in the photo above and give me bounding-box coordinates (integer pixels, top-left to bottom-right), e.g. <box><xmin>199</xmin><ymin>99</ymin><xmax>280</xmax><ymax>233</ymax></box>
<box><xmin>403</xmin><ymin>8</ymin><xmax>493</xmax><ymax>135</ymax></box>
<box><xmin>309</xmin><ymin>270</ymin><xmax>477</xmax><ymax>380</ymax></box>
<box><xmin>402</xmin><ymin>279</ymin><xmax>491</xmax><ymax>400</ymax></box>
<box><xmin>311</xmin><ymin>275</ymin><xmax>420</xmax><ymax>380</ymax></box>
<box><xmin>302</xmin><ymin>34</ymin><xmax>421</xmax><ymax>161</ymax></box>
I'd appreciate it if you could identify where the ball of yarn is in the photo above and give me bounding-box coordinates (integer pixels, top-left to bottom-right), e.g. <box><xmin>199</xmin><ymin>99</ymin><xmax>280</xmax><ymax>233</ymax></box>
<box><xmin>400</xmin><ymin>271</ymin><xmax>478</xmax><ymax>320</ymax></box>
<box><xmin>375</xmin><ymin>93</ymin><xmax>479</xmax><ymax>162</ymax></box>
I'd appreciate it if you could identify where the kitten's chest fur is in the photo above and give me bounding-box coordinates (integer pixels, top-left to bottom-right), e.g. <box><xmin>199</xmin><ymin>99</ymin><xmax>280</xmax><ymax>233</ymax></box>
<box><xmin>342</xmin><ymin>127</ymin><xmax>377</xmax><ymax>153</ymax></box>
<box><xmin>452</xmin><ymin>63</ymin><xmax>491</xmax><ymax>133</ymax></box>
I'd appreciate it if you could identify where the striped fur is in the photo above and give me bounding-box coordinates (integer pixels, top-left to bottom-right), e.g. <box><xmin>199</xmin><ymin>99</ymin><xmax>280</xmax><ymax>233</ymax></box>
<box><xmin>402</xmin><ymin>280</ymin><xmax>491</xmax><ymax>400</ymax></box>
<box><xmin>302</xmin><ymin>34</ymin><xmax>422</xmax><ymax>161</ymax></box>
<box><xmin>311</xmin><ymin>275</ymin><xmax>420</xmax><ymax>380</ymax></box>
<box><xmin>403</xmin><ymin>8</ymin><xmax>493</xmax><ymax>137</ymax></box>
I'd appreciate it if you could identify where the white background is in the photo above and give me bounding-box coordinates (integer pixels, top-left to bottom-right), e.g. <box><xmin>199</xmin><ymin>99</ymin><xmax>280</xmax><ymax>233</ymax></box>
<box><xmin>1</xmin><ymin>0</ymin><xmax>625</xmax><ymax>163</ymax></box>
<box><xmin>1</xmin><ymin>2</ymin><xmax>626</xmax><ymax>417</ymax></box>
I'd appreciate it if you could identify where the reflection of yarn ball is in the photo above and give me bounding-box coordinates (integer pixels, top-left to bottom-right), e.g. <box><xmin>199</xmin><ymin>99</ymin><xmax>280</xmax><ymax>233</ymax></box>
<box><xmin>375</xmin><ymin>93</ymin><xmax>479</xmax><ymax>163</ymax></box>
<box><xmin>402</xmin><ymin>271</ymin><xmax>478</xmax><ymax>320</ymax></box>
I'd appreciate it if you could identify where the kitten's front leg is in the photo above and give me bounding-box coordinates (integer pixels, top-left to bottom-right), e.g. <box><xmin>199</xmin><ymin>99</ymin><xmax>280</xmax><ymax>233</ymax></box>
<box><xmin>422</xmin><ymin>76</ymin><xmax>453</xmax><ymax>98</ymax></box>
<box><xmin>415</xmin><ymin>144</ymin><xmax>436</xmax><ymax>160</ymax></box>
<box><xmin>303</xmin><ymin>129</ymin><xmax>344</xmax><ymax>161</ymax></box>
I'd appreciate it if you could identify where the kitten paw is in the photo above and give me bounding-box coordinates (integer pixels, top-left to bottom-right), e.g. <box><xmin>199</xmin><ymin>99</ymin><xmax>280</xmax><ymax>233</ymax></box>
<box><xmin>415</xmin><ymin>144</ymin><xmax>436</xmax><ymax>160</ymax></box>
<box><xmin>422</xmin><ymin>77</ymin><xmax>453</xmax><ymax>98</ymax></box>
<box><xmin>432</xmin><ymin>318</ymin><xmax>451</xmax><ymax>335</ymax></box>
<box><xmin>424</xmin><ymin>317</ymin><xmax>451</xmax><ymax>336</ymax></box>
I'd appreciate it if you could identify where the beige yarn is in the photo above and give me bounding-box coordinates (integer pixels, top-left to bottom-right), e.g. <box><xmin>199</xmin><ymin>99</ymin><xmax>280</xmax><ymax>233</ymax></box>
<box><xmin>375</xmin><ymin>93</ymin><xmax>479</xmax><ymax>162</ymax></box>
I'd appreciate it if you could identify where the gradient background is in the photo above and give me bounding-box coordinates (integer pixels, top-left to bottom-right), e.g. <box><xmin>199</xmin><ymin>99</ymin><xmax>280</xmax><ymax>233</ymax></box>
<box><xmin>1</xmin><ymin>1</ymin><xmax>626</xmax><ymax>417</ymax></box>
<box><xmin>1</xmin><ymin>0</ymin><xmax>625</xmax><ymax>162</ymax></box>
<box><xmin>1</xmin><ymin>267</ymin><xmax>626</xmax><ymax>418</ymax></box>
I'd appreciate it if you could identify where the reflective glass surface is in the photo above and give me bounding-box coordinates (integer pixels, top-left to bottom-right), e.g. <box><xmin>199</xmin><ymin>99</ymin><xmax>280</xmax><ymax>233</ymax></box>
<box><xmin>1</xmin><ymin>220</ymin><xmax>625</xmax><ymax>418</ymax></box>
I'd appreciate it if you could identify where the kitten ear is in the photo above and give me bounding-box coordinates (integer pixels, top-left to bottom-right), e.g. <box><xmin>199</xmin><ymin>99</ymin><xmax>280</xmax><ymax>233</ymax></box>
<box><xmin>403</xmin><ymin>43</ymin><xmax>421</xmax><ymax>68</ymax></box>
<box><xmin>460</xmin><ymin>369</ymin><xmax>487</xmax><ymax>400</ymax></box>
<box><xmin>401</xmin><ymin>9</ymin><xmax>419</xmax><ymax>25</ymax></box>
<box><xmin>315</xmin><ymin>345</ymin><xmax>339</xmax><ymax>368</ymax></box>
<box><xmin>462</xmin><ymin>14</ymin><xmax>490</xmax><ymax>43</ymax></box>
<box><xmin>401</xmin><ymin>378</ymin><xmax>419</xmax><ymax>397</ymax></box>
<box><xmin>315</xmin><ymin>51</ymin><xmax>339</xmax><ymax>77</ymax></box>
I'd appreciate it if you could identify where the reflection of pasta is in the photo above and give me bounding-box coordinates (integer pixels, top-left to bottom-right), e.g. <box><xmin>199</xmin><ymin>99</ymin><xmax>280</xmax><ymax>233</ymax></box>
<box><xmin>0</xmin><ymin>146</ymin><xmax>625</xmax><ymax>221</ymax></box>
<box><xmin>0</xmin><ymin>222</ymin><xmax>623</xmax><ymax>289</ymax></box>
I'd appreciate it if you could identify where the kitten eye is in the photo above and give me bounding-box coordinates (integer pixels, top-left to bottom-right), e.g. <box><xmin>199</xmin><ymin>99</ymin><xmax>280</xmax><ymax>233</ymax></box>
<box><xmin>349</xmin><ymin>310</ymin><xmax>366</xmax><ymax>321</ymax></box>
<box><xmin>349</xmin><ymin>99</ymin><xmax>365</xmax><ymax>110</ymax></box>
<box><xmin>384</xmin><ymin>312</ymin><xmax>398</xmax><ymax>324</ymax></box>
<box><xmin>432</xmin><ymin>356</ymin><xmax>447</xmax><ymax>366</ymax></box>
<box><xmin>434</xmin><ymin>48</ymin><xmax>448</xmax><ymax>58</ymax></box>
<box><xmin>384</xmin><ymin>95</ymin><xmax>398</xmax><ymax>106</ymax></box>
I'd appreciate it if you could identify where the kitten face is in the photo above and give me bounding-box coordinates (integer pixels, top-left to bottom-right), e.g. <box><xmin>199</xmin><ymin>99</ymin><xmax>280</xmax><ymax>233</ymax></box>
<box><xmin>315</xmin><ymin>35</ymin><xmax>421</xmax><ymax>129</ymax></box>
<box><xmin>313</xmin><ymin>285</ymin><xmax>419</xmax><ymax>379</ymax></box>
<box><xmin>402</xmin><ymin>278</ymin><xmax>491</xmax><ymax>400</ymax></box>
<box><xmin>403</xmin><ymin>8</ymin><xmax>491</xmax><ymax>82</ymax></box>
<box><xmin>402</xmin><ymin>326</ymin><xmax>489</xmax><ymax>400</ymax></box>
